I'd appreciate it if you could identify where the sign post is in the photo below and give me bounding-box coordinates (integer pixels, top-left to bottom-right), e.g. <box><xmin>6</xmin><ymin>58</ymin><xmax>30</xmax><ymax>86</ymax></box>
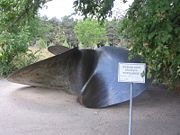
<box><xmin>118</xmin><ymin>63</ymin><xmax>146</xmax><ymax>135</ymax></box>
<box><xmin>128</xmin><ymin>83</ymin><xmax>133</xmax><ymax>135</ymax></box>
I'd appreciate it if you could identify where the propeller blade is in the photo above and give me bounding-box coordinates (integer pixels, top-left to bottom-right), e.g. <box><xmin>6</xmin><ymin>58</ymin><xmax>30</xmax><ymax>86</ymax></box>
<box><xmin>48</xmin><ymin>45</ymin><xmax>70</xmax><ymax>55</ymax></box>
<box><xmin>8</xmin><ymin>48</ymin><xmax>81</xmax><ymax>94</ymax></box>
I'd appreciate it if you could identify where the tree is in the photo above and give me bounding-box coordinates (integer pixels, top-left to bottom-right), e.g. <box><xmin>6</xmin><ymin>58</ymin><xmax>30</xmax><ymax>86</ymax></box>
<box><xmin>74</xmin><ymin>18</ymin><xmax>106</xmax><ymax>48</ymax></box>
<box><xmin>0</xmin><ymin>0</ymin><xmax>49</xmax><ymax>76</ymax></box>
<box><xmin>60</xmin><ymin>16</ymin><xmax>79</xmax><ymax>48</ymax></box>
<box><xmin>73</xmin><ymin>0</ymin><xmax>127</xmax><ymax>20</ymax></box>
<box><xmin>45</xmin><ymin>17</ymin><xmax>66</xmax><ymax>46</ymax></box>
<box><xmin>74</xmin><ymin>0</ymin><xmax>180</xmax><ymax>87</ymax></box>
<box><xmin>0</xmin><ymin>0</ymin><xmax>48</xmax><ymax>31</ymax></box>
<box><xmin>122</xmin><ymin>0</ymin><xmax>180</xmax><ymax>87</ymax></box>
<box><xmin>43</xmin><ymin>16</ymin><xmax>78</xmax><ymax>48</ymax></box>
<box><xmin>106</xmin><ymin>19</ymin><xmax>121</xmax><ymax>46</ymax></box>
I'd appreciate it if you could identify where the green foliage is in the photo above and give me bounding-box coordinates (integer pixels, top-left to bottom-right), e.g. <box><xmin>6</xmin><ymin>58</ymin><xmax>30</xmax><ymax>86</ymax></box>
<box><xmin>0</xmin><ymin>0</ymin><xmax>48</xmax><ymax>31</ymax></box>
<box><xmin>43</xmin><ymin>16</ymin><xmax>124</xmax><ymax>48</ymax></box>
<box><xmin>36</xmin><ymin>38</ymin><xmax>47</xmax><ymax>49</ymax></box>
<box><xmin>105</xmin><ymin>19</ymin><xmax>122</xmax><ymax>46</ymax></box>
<box><xmin>122</xmin><ymin>0</ymin><xmax>180</xmax><ymax>86</ymax></box>
<box><xmin>46</xmin><ymin>17</ymin><xmax>65</xmax><ymax>46</ymax></box>
<box><xmin>74</xmin><ymin>18</ymin><xmax>107</xmax><ymax>48</ymax></box>
<box><xmin>0</xmin><ymin>26</ymin><xmax>33</xmax><ymax>76</ymax></box>
<box><xmin>60</xmin><ymin>16</ymin><xmax>79</xmax><ymax>47</ymax></box>
<box><xmin>28</xmin><ymin>17</ymin><xmax>52</xmax><ymax>40</ymax></box>
<box><xmin>62</xmin><ymin>40</ymin><xmax>70</xmax><ymax>48</ymax></box>
<box><xmin>12</xmin><ymin>49</ymin><xmax>40</xmax><ymax>70</ymax></box>
<box><xmin>0</xmin><ymin>0</ymin><xmax>48</xmax><ymax>76</ymax></box>
<box><xmin>45</xmin><ymin>16</ymin><xmax>78</xmax><ymax>48</ymax></box>
<box><xmin>73</xmin><ymin>0</ymin><xmax>179</xmax><ymax>88</ymax></box>
<box><xmin>73</xmin><ymin>0</ymin><xmax>126</xmax><ymax>20</ymax></box>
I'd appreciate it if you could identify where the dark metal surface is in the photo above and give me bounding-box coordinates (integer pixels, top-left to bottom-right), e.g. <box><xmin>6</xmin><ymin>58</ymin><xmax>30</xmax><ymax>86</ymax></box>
<box><xmin>8</xmin><ymin>48</ymin><xmax>81</xmax><ymax>94</ymax></box>
<box><xmin>48</xmin><ymin>45</ymin><xmax>70</xmax><ymax>55</ymax></box>
<box><xmin>8</xmin><ymin>46</ymin><xmax>152</xmax><ymax>108</ymax></box>
<box><xmin>78</xmin><ymin>47</ymin><xmax>151</xmax><ymax>108</ymax></box>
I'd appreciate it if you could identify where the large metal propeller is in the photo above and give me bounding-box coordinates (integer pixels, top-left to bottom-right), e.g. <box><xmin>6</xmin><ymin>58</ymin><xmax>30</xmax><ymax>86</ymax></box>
<box><xmin>8</xmin><ymin>46</ymin><xmax>152</xmax><ymax>108</ymax></box>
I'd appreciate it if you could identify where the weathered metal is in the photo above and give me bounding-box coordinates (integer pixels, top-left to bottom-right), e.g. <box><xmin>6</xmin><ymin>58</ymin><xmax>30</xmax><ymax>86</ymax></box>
<box><xmin>48</xmin><ymin>45</ymin><xmax>70</xmax><ymax>55</ymax></box>
<box><xmin>8</xmin><ymin>46</ymin><xmax>152</xmax><ymax>108</ymax></box>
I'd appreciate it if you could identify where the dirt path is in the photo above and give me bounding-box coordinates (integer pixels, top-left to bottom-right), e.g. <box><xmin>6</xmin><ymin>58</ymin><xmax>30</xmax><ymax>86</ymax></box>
<box><xmin>0</xmin><ymin>79</ymin><xmax>180</xmax><ymax>135</ymax></box>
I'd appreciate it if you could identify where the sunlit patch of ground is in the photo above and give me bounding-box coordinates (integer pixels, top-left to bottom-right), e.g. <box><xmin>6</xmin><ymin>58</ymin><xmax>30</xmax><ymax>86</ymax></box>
<box><xmin>29</xmin><ymin>46</ymin><xmax>54</xmax><ymax>61</ymax></box>
<box><xmin>0</xmin><ymin>46</ymin><xmax>54</xmax><ymax>61</ymax></box>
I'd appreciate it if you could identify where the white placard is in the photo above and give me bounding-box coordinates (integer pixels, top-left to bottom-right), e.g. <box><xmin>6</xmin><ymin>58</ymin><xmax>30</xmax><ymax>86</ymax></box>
<box><xmin>118</xmin><ymin>63</ymin><xmax>146</xmax><ymax>83</ymax></box>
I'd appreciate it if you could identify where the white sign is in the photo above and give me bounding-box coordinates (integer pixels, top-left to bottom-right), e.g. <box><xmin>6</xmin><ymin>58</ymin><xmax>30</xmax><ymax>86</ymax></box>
<box><xmin>118</xmin><ymin>63</ymin><xmax>146</xmax><ymax>83</ymax></box>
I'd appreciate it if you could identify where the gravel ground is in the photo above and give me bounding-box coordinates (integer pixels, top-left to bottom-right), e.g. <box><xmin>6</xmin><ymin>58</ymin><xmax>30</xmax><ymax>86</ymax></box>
<box><xmin>0</xmin><ymin>79</ymin><xmax>180</xmax><ymax>135</ymax></box>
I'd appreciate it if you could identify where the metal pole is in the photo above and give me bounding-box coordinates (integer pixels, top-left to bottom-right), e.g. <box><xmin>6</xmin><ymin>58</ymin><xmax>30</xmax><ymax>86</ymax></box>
<box><xmin>128</xmin><ymin>83</ymin><xmax>133</xmax><ymax>135</ymax></box>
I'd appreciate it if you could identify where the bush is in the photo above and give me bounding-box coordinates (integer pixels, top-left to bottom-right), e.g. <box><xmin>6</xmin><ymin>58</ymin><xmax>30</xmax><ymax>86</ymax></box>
<box><xmin>0</xmin><ymin>27</ymin><xmax>36</xmax><ymax>76</ymax></box>
<box><xmin>74</xmin><ymin>18</ymin><xmax>107</xmax><ymax>48</ymax></box>
<box><xmin>121</xmin><ymin>0</ymin><xmax>180</xmax><ymax>88</ymax></box>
